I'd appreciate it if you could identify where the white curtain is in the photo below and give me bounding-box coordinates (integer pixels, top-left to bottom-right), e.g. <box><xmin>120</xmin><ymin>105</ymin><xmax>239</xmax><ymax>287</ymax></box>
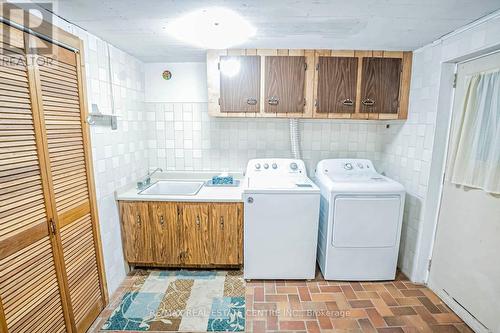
<box><xmin>449</xmin><ymin>69</ymin><xmax>500</xmax><ymax>194</ymax></box>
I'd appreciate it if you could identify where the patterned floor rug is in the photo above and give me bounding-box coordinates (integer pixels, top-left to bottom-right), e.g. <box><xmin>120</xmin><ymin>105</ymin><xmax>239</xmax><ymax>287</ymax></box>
<box><xmin>102</xmin><ymin>270</ymin><xmax>245</xmax><ymax>332</ymax></box>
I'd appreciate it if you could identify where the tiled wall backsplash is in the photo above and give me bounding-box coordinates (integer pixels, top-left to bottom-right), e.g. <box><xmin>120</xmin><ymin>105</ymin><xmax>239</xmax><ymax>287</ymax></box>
<box><xmin>379</xmin><ymin>45</ymin><xmax>441</xmax><ymax>277</ymax></box>
<box><xmin>48</xmin><ymin>14</ymin><xmax>149</xmax><ymax>295</ymax></box>
<box><xmin>145</xmin><ymin>102</ymin><xmax>390</xmax><ymax>175</ymax></box>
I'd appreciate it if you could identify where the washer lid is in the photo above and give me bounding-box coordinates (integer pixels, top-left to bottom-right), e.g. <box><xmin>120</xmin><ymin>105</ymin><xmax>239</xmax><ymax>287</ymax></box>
<box><xmin>243</xmin><ymin>176</ymin><xmax>319</xmax><ymax>194</ymax></box>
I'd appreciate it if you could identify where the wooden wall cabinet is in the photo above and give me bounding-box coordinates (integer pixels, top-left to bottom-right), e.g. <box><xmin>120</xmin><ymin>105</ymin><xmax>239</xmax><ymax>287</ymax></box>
<box><xmin>219</xmin><ymin>55</ymin><xmax>260</xmax><ymax>114</ymax></box>
<box><xmin>207</xmin><ymin>49</ymin><xmax>412</xmax><ymax>120</ymax></box>
<box><xmin>208</xmin><ymin>49</ymin><xmax>315</xmax><ymax>118</ymax></box>
<box><xmin>264</xmin><ymin>56</ymin><xmax>306</xmax><ymax>114</ymax></box>
<box><xmin>315</xmin><ymin>51</ymin><xmax>358</xmax><ymax>116</ymax></box>
<box><xmin>118</xmin><ymin>201</ymin><xmax>243</xmax><ymax>267</ymax></box>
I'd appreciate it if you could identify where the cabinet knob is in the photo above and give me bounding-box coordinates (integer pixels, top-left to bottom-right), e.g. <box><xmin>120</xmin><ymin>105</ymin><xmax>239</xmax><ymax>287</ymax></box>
<box><xmin>136</xmin><ymin>214</ymin><xmax>141</xmax><ymax>225</ymax></box>
<box><xmin>160</xmin><ymin>215</ymin><xmax>164</xmax><ymax>225</ymax></box>
<box><xmin>246</xmin><ymin>97</ymin><xmax>257</xmax><ymax>105</ymax></box>
<box><xmin>342</xmin><ymin>98</ymin><xmax>354</xmax><ymax>106</ymax></box>
<box><xmin>268</xmin><ymin>96</ymin><xmax>279</xmax><ymax>105</ymax></box>
<box><xmin>196</xmin><ymin>215</ymin><xmax>200</xmax><ymax>227</ymax></box>
<box><xmin>362</xmin><ymin>98</ymin><xmax>375</xmax><ymax>106</ymax></box>
<box><xmin>220</xmin><ymin>216</ymin><xmax>224</xmax><ymax>229</ymax></box>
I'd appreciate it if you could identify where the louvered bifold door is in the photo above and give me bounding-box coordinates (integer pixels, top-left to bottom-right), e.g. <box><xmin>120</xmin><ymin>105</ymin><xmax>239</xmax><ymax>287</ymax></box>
<box><xmin>0</xmin><ymin>24</ymin><xmax>70</xmax><ymax>332</ymax></box>
<box><xmin>30</xmin><ymin>37</ymin><xmax>106</xmax><ymax>332</ymax></box>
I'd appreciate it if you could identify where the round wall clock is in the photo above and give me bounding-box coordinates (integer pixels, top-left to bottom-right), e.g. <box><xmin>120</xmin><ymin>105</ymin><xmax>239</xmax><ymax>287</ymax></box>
<box><xmin>162</xmin><ymin>70</ymin><xmax>172</xmax><ymax>80</ymax></box>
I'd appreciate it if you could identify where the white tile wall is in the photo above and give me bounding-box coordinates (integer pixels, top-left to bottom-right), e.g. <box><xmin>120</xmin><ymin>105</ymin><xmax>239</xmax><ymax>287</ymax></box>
<box><xmin>379</xmin><ymin>44</ymin><xmax>443</xmax><ymax>276</ymax></box>
<box><xmin>379</xmin><ymin>11</ymin><xmax>500</xmax><ymax>281</ymax></box>
<box><xmin>45</xmin><ymin>14</ymin><xmax>149</xmax><ymax>295</ymax></box>
<box><xmin>145</xmin><ymin>102</ymin><xmax>391</xmax><ymax>175</ymax></box>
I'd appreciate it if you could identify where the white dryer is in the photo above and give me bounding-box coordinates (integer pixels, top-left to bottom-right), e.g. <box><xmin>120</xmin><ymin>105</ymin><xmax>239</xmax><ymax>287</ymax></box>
<box><xmin>243</xmin><ymin>159</ymin><xmax>320</xmax><ymax>280</ymax></box>
<box><xmin>315</xmin><ymin>159</ymin><xmax>405</xmax><ymax>281</ymax></box>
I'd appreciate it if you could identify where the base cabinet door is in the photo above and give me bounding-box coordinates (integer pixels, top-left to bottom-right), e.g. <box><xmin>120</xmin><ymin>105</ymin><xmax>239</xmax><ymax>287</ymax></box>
<box><xmin>179</xmin><ymin>203</ymin><xmax>210</xmax><ymax>265</ymax></box>
<box><xmin>150</xmin><ymin>202</ymin><xmax>182</xmax><ymax>265</ymax></box>
<box><xmin>119</xmin><ymin>202</ymin><xmax>153</xmax><ymax>264</ymax></box>
<box><xmin>210</xmin><ymin>203</ymin><xmax>243</xmax><ymax>265</ymax></box>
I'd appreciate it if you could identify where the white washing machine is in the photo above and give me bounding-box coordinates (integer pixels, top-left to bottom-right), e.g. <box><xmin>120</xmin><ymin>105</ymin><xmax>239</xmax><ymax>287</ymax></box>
<box><xmin>315</xmin><ymin>159</ymin><xmax>405</xmax><ymax>281</ymax></box>
<box><xmin>243</xmin><ymin>158</ymin><xmax>320</xmax><ymax>280</ymax></box>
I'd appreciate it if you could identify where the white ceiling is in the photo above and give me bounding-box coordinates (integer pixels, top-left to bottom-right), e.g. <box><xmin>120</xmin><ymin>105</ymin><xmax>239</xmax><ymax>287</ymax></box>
<box><xmin>41</xmin><ymin>0</ymin><xmax>500</xmax><ymax>62</ymax></box>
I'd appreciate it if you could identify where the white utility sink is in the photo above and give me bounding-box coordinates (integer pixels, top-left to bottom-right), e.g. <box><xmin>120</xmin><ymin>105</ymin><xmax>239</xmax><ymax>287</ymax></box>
<box><xmin>139</xmin><ymin>180</ymin><xmax>204</xmax><ymax>196</ymax></box>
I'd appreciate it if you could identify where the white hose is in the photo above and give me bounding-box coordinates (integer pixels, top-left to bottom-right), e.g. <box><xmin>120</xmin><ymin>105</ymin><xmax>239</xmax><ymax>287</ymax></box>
<box><xmin>289</xmin><ymin>119</ymin><xmax>301</xmax><ymax>159</ymax></box>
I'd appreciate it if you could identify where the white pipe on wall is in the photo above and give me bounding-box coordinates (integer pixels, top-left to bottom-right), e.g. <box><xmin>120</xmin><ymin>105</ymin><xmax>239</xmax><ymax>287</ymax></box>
<box><xmin>289</xmin><ymin>119</ymin><xmax>301</xmax><ymax>159</ymax></box>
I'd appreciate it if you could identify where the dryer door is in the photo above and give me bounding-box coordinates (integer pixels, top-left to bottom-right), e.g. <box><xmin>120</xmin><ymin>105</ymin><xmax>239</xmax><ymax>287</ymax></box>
<box><xmin>332</xmin><ymin>196</ymin><xmax>401</xmax><ymax>248</ymax></box>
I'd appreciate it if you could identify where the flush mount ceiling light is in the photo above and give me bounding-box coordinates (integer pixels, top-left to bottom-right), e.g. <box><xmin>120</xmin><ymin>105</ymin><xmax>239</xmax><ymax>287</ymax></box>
<box><xmin>166</xmin><ymin>7</ymin><xmax>256</xmax><ymax>49</ymax></box>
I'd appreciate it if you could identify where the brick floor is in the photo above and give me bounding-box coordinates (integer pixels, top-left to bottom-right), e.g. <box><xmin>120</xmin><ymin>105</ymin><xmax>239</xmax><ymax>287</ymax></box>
<box><xmin>88</xmin><ymin>269</ymin><xmax>473</xmax><ymax>333</ymax></box>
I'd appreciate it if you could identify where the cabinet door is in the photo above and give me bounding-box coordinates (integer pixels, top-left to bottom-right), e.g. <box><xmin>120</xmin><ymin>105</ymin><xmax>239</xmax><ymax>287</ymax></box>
<box><xmin>317</xmin><ymin>56</ymin><xmax>358</xmax><ymax>114</ymax></box>
<box><xmin>265</xmin><ymin>56</ymin><xmax>305</xmax><ymax>113</ymax></box>
<box><xmin>119</xmin><ymin>202</ymin><xmax>153</xmax><ymax>264</ymax></box>
<box><xmin>33</xmin><ymin>39</ymin><xmax>107</xmax><ymax>331</ymax></box>
<box><xmin>360</xmin><ymin>57</ymin><xmax>402</xmax><ymax>114</ymax></box>
<box><xmin>0</xmin><ymin>24</ymin><xmax>70</xmax><ymax>332</ymax></box>
<box><xmin>220</xmin><ymin>56</ymin><xmax>260</xmax><ymax>113</ymax></box>
<box><xmin>150</xmin><ymin>202</ymin><xmax>181</xmax><ymax>265</ymax></box>
<box><xmin>180</xmin><ymin>203</ymin><xmax>210</xmax><ymax>265</ymax></box>
<box><xmin>210</xmin><ymin>203</ymin><xmax>243</xmax><ymax>265</ymax></box>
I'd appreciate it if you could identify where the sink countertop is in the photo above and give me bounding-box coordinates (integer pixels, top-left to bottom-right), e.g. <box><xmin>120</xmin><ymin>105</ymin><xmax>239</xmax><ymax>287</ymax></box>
<box><xmin>115</xmin><ymin>171</ymin><xmax>245</xmax><ymax>203</ymax></box>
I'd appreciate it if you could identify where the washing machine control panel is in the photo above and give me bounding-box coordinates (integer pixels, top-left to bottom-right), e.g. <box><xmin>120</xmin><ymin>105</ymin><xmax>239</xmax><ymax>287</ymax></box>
<box><xmin>247</xmin><ymin>158</ymin><xmax>306</xmax><ymax>176</ymax></box>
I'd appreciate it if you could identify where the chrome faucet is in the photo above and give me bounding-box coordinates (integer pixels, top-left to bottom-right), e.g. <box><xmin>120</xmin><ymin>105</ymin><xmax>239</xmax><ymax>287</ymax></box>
<box><xmin>137</xmin><ymin>167</ymin><xmax>163</xmax><ymax>190</ymax></box>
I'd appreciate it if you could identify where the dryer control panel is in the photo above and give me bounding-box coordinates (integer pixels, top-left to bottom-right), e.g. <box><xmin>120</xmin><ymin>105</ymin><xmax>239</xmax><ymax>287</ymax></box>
<box><xmin>246</xmin><ymin>158</ymin><xmax>306</xmax><ymax>177</ymax></box>
<box><xmin>316</xmin><ymin>159</ymin><xmax>378</xmax><ymax>177</ymax></box>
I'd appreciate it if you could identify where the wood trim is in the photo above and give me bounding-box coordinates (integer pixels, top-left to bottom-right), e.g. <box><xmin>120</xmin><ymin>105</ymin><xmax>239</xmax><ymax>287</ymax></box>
<box><xmin>207</xmin><ymin>49</ymin><xmax>226</xmax><ymax>117</ymax></box>
<box><xmin>76</xmin><ymin>39</ymin><xmax>109</xmax><ymax>305</ymax></box>
<box><xmin>24</xmin><ymin>32</ymin><xmax>75</xmax><ymax>333</ymax></box>
<box><xmin>75</xmin><ymin>298</ymin><xmax>103</xmax><ymax>333</ymax></box>
<box><xmin>312</xmin><ymin>49</ymin><xmax>331</xmax><ymax>119</ymax></box>
<box><xmin>0</xmin><ymin>294</ymin><xmax>8</xmax><ymax>333</ymax></box>
<box><xmin>0</xmin><ymin>2</ymin><xmax>81</xmax><ymax>50</ymax></box>
<box><xmin>59</xmin><ymin>201</ymin><xmax>91</xmax><ymax>229</ymax></box>
<box><xmin>399</xmin><ymin>51</ymin><xmax>413</xmax><ymax>119</ymax></box>
<box><xmin>0</xmin><ymin>222</ymin><xmax>47</xmax><ymax>260</ymax></box>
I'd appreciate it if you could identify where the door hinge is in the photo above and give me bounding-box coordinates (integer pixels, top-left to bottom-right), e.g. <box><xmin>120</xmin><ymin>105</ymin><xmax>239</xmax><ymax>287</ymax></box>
<box><xmin>427</xmin><ymin>259</ymin><xmax>432</xmax><ymax>271</ymax></box>
<box><xmin>304</xmin><ymin>98</ymin><xmax>306</xmax><ymax>106</ymax></box>
<box><xmin>218</xmin><ymin>97</ymin><xmax>221</xmax><ymax>105</ymax></box>
<box><xmin>217</xmin><ymin>62</ymin><xmax>220</xmax><ymax>70</ymax></box>
<box><xmin>49</xmin><ymin>218</ymin><xmax>57</xmax><ymax>235</ymax></box>
<box><xmin>304</xmin><ymin>62</ymin><xmax>307</xmax><ymax>70</ymax></box>
<box><xmin>452</xmin><ymin>73</ymin><xmax>457</xmax><ymax>88</ymax></box>
<box><xmin>316</xmin><ymin>63</ymin><xmax>319</xmax><ymax>71</ymax></box>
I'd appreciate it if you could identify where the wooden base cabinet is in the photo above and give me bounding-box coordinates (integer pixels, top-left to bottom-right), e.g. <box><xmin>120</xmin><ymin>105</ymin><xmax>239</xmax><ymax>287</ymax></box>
<box><xmin>118</xmin><ymin>201</ymin><xmax>243</xmax><ymax>267</ymax></box>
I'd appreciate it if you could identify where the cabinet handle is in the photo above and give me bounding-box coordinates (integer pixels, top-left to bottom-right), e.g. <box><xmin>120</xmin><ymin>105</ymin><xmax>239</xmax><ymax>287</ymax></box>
<box><xmin>342</xmin><ymin>98</ymin><xmax>354</xmax><ymax>106</ymax></box>
<box><xmin>160</xmin><ymin>215</ymin><xmax>164</xmax><ymax>225</ymax></box>
<box><xmin>362</xmin><ymin>98</ymin><xmax>375</xmax><ymax>106</ymax></box>
<box><xmin>220</xmin><ymin>216</ymin><xmax>224</xmax><ymax>229</ymax></box>
<box><xmin>136</xmin><ymin>214</ymin><xmax>141</xmax><ymax>226</ymax></box>
<box><xmin>268</xmin><ymin>96</ymin><xmax>279</xmax><ymax>105</ymax></box>
<box><xmin>246</xmin><ymin>98</ymin><xmax>257</xmax><ymax>105</ymax></box>
<box><xmin>195</xmin><ymin>215</ymin><xmax>200</xmax><ymax>227</ymax></box>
